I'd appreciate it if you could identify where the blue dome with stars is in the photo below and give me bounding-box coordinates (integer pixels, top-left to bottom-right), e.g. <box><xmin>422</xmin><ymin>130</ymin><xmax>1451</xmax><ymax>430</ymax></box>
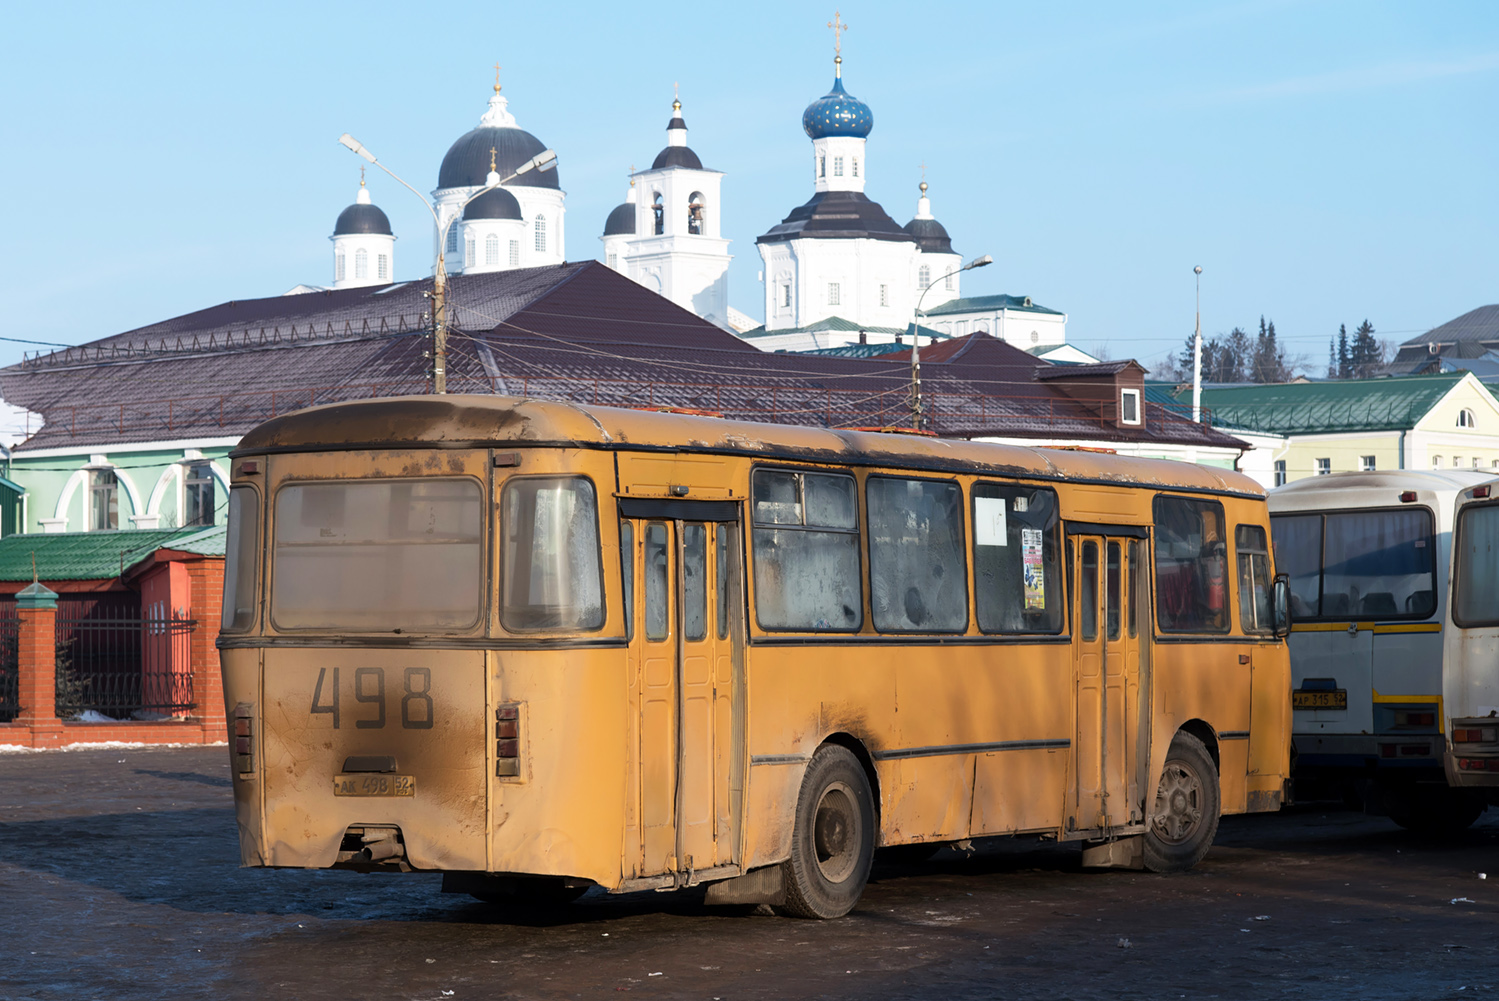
<box><xmin>802</xmin><ymin>75</ymin><xmax>873</xmax><ymax>140</ymax></box>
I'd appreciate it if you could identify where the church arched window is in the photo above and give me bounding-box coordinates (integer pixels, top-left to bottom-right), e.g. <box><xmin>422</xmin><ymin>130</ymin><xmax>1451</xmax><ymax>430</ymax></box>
<box><xmin>688</xmin><ymin>192</ymin><xmax>705</xmax><ymax>236</ymax></box>
<box><xmin>447</xmin><ymin>222</ymin><xmax>460</xmax><ymax>255</ymax></box>
<box><xmin>819</xmin><ymin>156</ymin><xmax>826</xmax><ymax>179</ymax></box>
<box><xmin>465</xmin><ymin>234</ymin><xmax>475</xmax><ymax>265</ymax></box>
<box><xmin>509</xmin><ymin>240</ymin><xmax>520</xmax><ymax>266</ymax></box>
<box><xmin>918</xmin><ymin>264</ymin><xmax>931</xmax><ymax>290</ymax></box>
<box><xmin>355</xmin><ymin>248</ymin><xmax>368</xmax><ymax>280</ymax></box>
<box><xmin>486</xmin><ymin>233</ymin><xmax>499</xmax><ymax>266</ymax></box>
<box><xmin>652</xmin><ymin>193</ymin><xmax>664</xmax><ymax>235</ymax></box>
<box><xmin>377</xmin><ymin>254</ymin><xmax>389</xmax><ymax>281</ymax></box>
<box><xmin>534</xmin><ymin>215</ymin><xmax>547</xmax><ymax>252</ymax></box>
<box><xmin>335</xmin><ymin>253</ymin><xmax>345</xmax><ymax>283</ymax></box>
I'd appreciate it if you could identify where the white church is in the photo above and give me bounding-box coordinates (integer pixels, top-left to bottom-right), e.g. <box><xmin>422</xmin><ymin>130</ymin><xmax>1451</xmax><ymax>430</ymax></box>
<box><xmin>319</xmin><ymin>43</ymin><xmax>1082</xmax><ymax>360</ymax></box>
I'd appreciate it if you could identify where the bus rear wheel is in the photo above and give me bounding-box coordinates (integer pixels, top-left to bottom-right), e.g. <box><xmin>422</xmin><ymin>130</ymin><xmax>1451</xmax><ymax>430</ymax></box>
<box><xmin>779</xmin><ymin>744</ymin><xmax>876</xmax><ymax>919</ymax></box>
<box><xmin>1388</xmin><ymin>786</ymin><xmax>1487</xmax><ymax>835</ymax></box>
<box><xmin>1144</xmin><ymin>731</ymin><xmax>1220</xmax><ymax>873</ymax></box>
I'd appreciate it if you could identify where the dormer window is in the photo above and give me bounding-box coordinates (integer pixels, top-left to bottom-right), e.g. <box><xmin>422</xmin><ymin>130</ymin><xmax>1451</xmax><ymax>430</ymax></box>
<box><xmin>1459</xmin><ymin>408</ymin><xmax>1477</xmax><ymax>428</ymax></box>
<box><xmin>1120</xmin><ymin>388</ymin><xmax>1142</xmax><ymax>426</ymax></box>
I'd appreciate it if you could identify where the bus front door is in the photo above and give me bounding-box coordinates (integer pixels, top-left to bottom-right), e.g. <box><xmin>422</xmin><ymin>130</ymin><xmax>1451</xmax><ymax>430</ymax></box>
<box><xmin>1069</xmin><ymin>534</ymin><xmax>1141</xmax><ymax>836</ymax></box>
<box><xmin>630</xmin><ymin>517</ymin><xmax>743</xmax><ymax>880</ymax></box>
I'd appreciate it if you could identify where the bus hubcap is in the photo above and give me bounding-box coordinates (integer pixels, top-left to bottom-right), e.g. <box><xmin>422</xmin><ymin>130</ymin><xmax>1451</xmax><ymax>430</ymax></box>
<box><xmin>813</xmin><ymin>782</ymin><xmax>859</xmax><ymax>882</ymax></box>
<box><xmin>1152</xmin><ymin>763</ymin><xmax>1203</xmax><ymax>844</ymax></box>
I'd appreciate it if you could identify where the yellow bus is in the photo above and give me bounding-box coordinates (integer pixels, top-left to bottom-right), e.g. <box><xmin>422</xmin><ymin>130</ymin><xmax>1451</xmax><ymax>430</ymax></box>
<box><xmin>219</xmin><ymin>395</ymin><xmax>1292</xmax><ymax>919</ymax></box>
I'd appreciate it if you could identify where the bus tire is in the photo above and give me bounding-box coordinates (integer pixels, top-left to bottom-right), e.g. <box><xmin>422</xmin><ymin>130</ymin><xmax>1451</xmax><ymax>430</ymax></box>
<box><xmin>779</xmin><ymin>744</ymin><xmax>876</xmax><ymax>919</ymax></box>
<box><xmin>1143</xmin><ymin>731</ymin><xmax>1220</xmax><ymax>873</ymax></box>
<box><xmin>1388</xmin><ymin>787</ymin><xmax>1486</xmax><ymax>835</ymax></box>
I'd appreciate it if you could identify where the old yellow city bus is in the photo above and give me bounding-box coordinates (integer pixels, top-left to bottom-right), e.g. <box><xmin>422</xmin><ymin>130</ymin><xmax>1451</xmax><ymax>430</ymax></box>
<box><xmin>219</xmin><ymin>394</ymin><xmax>1292</xmax><ymax>918</ymax></box>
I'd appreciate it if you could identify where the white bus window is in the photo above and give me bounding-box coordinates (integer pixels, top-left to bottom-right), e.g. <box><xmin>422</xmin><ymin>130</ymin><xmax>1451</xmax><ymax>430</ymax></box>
<box><xmin>1236</xmin><ymin>524</ymin><xmax>1273</xmax><ymax>633</ymax></box>
<box><xmin>1270</xmin><ymin>514</ymin><xmax>1321</xmax><ymax>617</ymax></box>
<box><xmin>867</xmin><ymin>477</ymin><xmax>967</xmax><ymax>633</ymax></box>
<box><xmin>273</xmin><ymin>479</ymin><xmax>482</xmax><ymax>631</ymax></box>
<box><xmin>222</xmin><ymin>486</ymin><xmax>260</xmax><ymax>632</ymax></box>
<box><xmin>501</xmin><ymin>477</ymin><xmax>604</xmax><ymax>632</ymax></box>
<box><xmin>972</xmin><ymin>483</ymin><xmax>1063</xmax><ymax>635</ymax></box>
<box><xmin>1454</xmin><ymin>503</ymin><xmax>1499</xmax><ymax>626</ymax></box>
<box><xmin>751</xmin><ymin>469</ymin><xmax>861</xmax><ymax>631</ymax></box>
<box><xmin>1323</xmin><ymin>509</ymin><xmax>1433</xmax><ymax>619</ymax></box>
<box><xmin>1153</xmin><ymin>495</ymin><xmax>1230</xmax><ymax>633</ymax></box>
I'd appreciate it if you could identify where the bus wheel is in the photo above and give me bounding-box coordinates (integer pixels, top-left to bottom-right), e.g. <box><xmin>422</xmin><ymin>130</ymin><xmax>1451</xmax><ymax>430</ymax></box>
<box><xmin>779</xmin><ymin>744</ymin><xmax>876</xmax><ymax>919</ymax></box>
<box><xmin>1389</xmin><ymin>787</ymin><xmax>1486</xmax><ymax>835</ymax></box>
<box><xmin>1143</xmin><ymin>731</ymin><xmax>1221</xmax><ymax>873</ymax></box>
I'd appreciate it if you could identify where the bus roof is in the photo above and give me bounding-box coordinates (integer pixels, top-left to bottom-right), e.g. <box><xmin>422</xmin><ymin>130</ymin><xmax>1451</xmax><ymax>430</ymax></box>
<box><xmin>1269</xmin><ymin>469</ymin><xmax>1493</xmax><ymax>513</ymax></box>
<box><xmin>233</xmin><ymin>394</ymin><xmax>1265</xmax><ymax>498</ymax></box>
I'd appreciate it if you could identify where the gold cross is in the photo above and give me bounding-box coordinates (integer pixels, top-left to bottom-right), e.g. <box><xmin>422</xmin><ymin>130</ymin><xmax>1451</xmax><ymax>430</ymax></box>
<box><xmin>490</xmin><ymin>147</ymin><xmax>497</xmax><ymax>172</ymax></box>
<box><xmin>359</xmin><ymin>164</ymin><xmax>366</xmax><ymax>186</ymax></box>
<box><xmin>629</xmin><ymin>163</ymin><xmax>636</xmax><ymax>187</ymax></box>
<box><xmin>674</xmin><ymin>81</ymin><xmax>680</xmax><ymax>100</ymax></box>
<box><xmin>828</xmin><ymin>11</ymin><xmax>848</xmax><ymax>56</ymax></box>
<box><xmin>493</xmin><ymin>62</ymin><xmax>502</xmax><ymax>93</ymax></box>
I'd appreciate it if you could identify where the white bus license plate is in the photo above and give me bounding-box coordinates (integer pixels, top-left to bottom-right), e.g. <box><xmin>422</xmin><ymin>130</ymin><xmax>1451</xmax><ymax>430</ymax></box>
<box><xmin>1292</xmin><ymin>690</ymin><xmax>1347</xmax><ymax>710</ymax></box>
<box><xmin>333</xmin><ymin>774</ymin><xmax>416</xmax><ymax>797</ymax></box>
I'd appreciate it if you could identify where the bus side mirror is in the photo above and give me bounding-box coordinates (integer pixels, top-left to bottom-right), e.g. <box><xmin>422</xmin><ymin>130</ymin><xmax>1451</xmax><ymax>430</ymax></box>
<box><xmin>1272</xmin><ymin>574</ymin><xmax>1292</xmax><ymax>638</ymax></box>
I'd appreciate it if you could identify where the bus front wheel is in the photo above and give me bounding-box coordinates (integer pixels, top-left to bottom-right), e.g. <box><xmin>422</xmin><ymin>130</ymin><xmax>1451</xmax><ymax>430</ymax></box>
<box><xmin>779</xmin><ymin>744</ymin><xmax>876</xmax><ymax>919</ymax></box>
<box><xmin>1144</xmin><ymin>731</ymin><xmax>1221</xmax><ymax>873</ymax></box>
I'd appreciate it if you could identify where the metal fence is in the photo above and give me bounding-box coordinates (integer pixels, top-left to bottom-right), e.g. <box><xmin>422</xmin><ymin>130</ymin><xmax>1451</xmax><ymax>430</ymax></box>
<box><xmin>0</xmin><ymin>605</ymin><xmax>17</xmax><ymax>723</ymax></box>
<box><xmin>55</xmin><ymin>599</ymin><xmax>196</xmax><ymax>720</ymax></box>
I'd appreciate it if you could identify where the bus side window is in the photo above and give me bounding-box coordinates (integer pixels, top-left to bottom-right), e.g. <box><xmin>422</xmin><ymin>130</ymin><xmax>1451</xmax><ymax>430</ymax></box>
<box><xmin>683</xmin><ymin>524</ymin><xmax>707</xmax><ymax>642</ymax></box>
<box><xmin>1080</xmin><ymin>541</ymin><xmax>1099</xmax><ymax>641</ymax></box>
<box><xmin>716</xmin><ymin>525</ymin><xmax>730</xmax><ymax>640</ymax></box>
<box><xmin>867</xmin><ymin>476</ymin><xmax>967</xmax><ymax>632</ymax></box>
<box><xmin>1152</xmin><ymin>495</ymin><xmax>1230</xmax><ymax>633</ymax></box>
<box><xmin>750</xmin><ymin>469</ymin><xmax>862</xmax><ymax>631</ymax></box>
<box><xmin>645</xmin><ymin>522</ymin><xmax>669</xmax><ymax>641</ymax></box>
<box><xmin>620</xmin><ymin>521</ymin><xmax>634</xmax><ymax>641</ymax></box>
<box><xmin>972</xmin><ymin>483</ymin><xmax>1063</xmax><ymax>634</ymax></box>
<box><xmin>1127</xmin><ymin>539</ymin><xmax>1140</xmax><ymax>639</ymax></box>
<box><xmin>1106</xmin><ymin>541</ymin><xmax>1122</xmax><ymax>640</ymax></box>
<box><xmin>1235</xmin><ymin>524</ymin><xmax>1272</xmax><ymax>633</ymax></box>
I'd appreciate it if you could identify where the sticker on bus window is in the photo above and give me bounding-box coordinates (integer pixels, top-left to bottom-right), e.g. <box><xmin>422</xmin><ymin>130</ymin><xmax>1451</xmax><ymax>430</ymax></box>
<box><xmin>1022</xmin><ymin>527</ymin><xmax>1046</xmax><ymax>609</ymax></box>
<box><xmin>975</xmin><ymin>496</ymin><xmax>1008</xmax><ymax>546</ymax></box>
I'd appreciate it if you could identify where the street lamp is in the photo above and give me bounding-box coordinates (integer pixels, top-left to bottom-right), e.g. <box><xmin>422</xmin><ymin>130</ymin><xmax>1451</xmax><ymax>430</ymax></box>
<box><xmin>338</xmin><ymin>133</ymin><xmax>557</xmax><ymax>393</ymax></box>
<box><xmin>909</xmin><ymin>254</ymin><xmax>992</xmax><ymax>430</ymax></box>
<box><xmin>1191</xmin><ymin>265</ymin><xmax>1203</xmax><ymax>423</ymax></box>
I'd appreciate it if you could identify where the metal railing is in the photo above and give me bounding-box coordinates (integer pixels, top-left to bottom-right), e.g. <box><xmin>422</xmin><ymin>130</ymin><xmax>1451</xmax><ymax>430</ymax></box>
<box><xmin>55</xmin><ymin>600</ymin><xmax>196</xmax><ymax>720</ymax></box>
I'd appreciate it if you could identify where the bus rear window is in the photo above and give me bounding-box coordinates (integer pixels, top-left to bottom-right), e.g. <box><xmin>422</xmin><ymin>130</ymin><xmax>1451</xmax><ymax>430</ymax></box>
<box><xmin>272</xmin><ymin>479</ymin><xmax>482</xmax><ymax>631</ymax></box>
<box><xmin>221</xmin><ymin>486</ymin><xmax>259</xmax><ymax>632</ymax></box>
<box><xmin>1454</xmin><ymin>503</ymin><xmax>1499</xmax><ymax>626</ymax></box>
<box><xmin>501</xmin><ymin>477</ymin><xmax>605</xmax><ymax>632</ymax></box>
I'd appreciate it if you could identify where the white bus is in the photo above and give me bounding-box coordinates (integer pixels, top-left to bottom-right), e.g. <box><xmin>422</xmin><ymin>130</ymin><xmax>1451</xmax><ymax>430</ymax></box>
<box><xmin>1443</xmin><ymin>480</ymin><xmax>1499</xmax><ymax>799</ymax></box>
<box><xmin>1269</xmin><ymin>470</ymin><xmax>1492</xmax><ymax>832</ymax></box>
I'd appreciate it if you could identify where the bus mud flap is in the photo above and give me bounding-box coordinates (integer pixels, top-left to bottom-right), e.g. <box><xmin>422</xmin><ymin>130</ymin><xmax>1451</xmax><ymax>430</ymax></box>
<box><xmin>1080</xmin><ymin>835</ymin><xmax>1144</xmax><ymax>870</ymax></box>
<box><xmin>703</xmin><ymin>865</ymin><xmax>787</xmax><ymax>906</ymax></box>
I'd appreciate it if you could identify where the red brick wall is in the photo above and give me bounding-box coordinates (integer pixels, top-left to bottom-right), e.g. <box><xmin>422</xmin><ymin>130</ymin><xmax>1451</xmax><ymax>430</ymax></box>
<box><xmin>184</xmin><ymin>558</ymin><xmax>226</xmax><ymax>739</ymax></box>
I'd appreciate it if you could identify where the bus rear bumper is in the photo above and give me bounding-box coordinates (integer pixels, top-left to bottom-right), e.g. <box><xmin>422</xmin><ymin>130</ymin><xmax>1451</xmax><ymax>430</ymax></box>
<box><xmin>1444</xmin><ymin>718</ymin><xmax>1499</xmax><ymax>787</ymax></box>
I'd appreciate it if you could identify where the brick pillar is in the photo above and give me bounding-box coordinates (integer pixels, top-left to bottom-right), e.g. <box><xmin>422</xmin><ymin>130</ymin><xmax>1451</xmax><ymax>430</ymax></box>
<box><xmin>184</xmin><ymin>559</ymin><xmax>226</xmax><ymax>742</ymax></box>
<box><xmin>15</xmin><ymin>580</ymin><xmax>61</xmax><ymax>748</ymax></box>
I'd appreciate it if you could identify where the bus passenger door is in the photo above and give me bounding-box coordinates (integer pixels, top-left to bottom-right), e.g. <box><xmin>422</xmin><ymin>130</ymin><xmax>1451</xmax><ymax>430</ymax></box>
<box><xmin>1069</xmin><ymin>534</ymin><xmax>1138</xmax><ymax>836</ymax></box>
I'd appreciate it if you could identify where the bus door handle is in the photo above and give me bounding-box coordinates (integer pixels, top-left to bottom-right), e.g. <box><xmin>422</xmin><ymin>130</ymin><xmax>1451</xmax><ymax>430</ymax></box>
<box><xmin>1347</xmin><ymin>623</ymin><xmax>1359</xmax><ymax>637</ymax></box>
<box><xmin>1239</xmin><ymin>654</ymin><xmax>1250</xmax><ymax>665</ymax></box>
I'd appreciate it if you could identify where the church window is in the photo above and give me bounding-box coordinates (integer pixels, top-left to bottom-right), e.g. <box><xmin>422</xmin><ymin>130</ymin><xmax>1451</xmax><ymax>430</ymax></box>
<box><xmin>184</xmin><ymin>461</ymin><xmax>215</xmax><ymax>527</ymax></box>
<box><xmin>607</xmin><ymin>252</ymin><xmax>617</xmax><ymax>269</ymax></box>
<box><xmin>535</xmin><ymin>215</ymin><xmax>547</xmax><ymax>253</ymax></box>
<box><xmin>485</xmin><ymin>233</ymin><xmax>499</xmax><ymax>266</ymax></box>
<box><xmin>91</xmin><ymin>469</ymin><xmax>118</xmax><ymax>531</ymax></box>
<box><xmin>918</xmin><ymin>265</ymin><xmax>931</xmax><ymax>289</ymax></box>
<box><xmin>945</xmin><ymin>272</ymin><xmax>955</xmax><ymax>291</ymax></box>
<box><xmin>355</xmin><ymin>248</ymin><xmax>368</xmax><ymax>280</ymax></box>
<box><xmin>335</xmin><ymin>253</ymin><xmax>345</xmax><ymax>283</ymax></box>
<box><xmin>828</xmin><ymin>283</ymin><xmax>841</xmax><ymax>306</ymax></box>
<box><xmin>509</xmin><ymin>240</ymin><xmax>520</xmax><ymax>266</ymax></box>
<box><xmin>833</xmin><ymin>157</ymin><xmax>844</xmax><ymax>177</ymax></box>
<box><xmin>781</xmin><ymin>284</ymin><xmax>792</xmax><ymax>308</ymax></box>
<box><xmin>819</xmin><ymin>156</ymin><xmax>826</xmax><ymax>178</ymax></box>
<box><xmin>688</xmin><ymin>192</ymin><xmax>705</xmax><ymax>236</ymax></box>
<box><xmin>652</xmin><ymin>193</ymin><xmax>664</xmax><ymax>235</ymax></box>
<box><xmin>852</xmin><ymin>157</ymin><xmax>859</xmax><ymax>178</ymax></box>
<box><xmin>465</xmin><ymin>234</ymin><xmax>475</xmax><ymax>264</ymax></box>
<box><xmin>377</xmin><ymin>254</ymin><xmax>389</xmax><ymax>281</ymax></box>
<box><xmin>447</xmin><ymin>223</ymin><xmax>460</xmax><ymax>254</ymax></box>
<box><xmin>879</xmin><ymin>284</ymin><xmax>888</xmax><ymax>307</ymax></box>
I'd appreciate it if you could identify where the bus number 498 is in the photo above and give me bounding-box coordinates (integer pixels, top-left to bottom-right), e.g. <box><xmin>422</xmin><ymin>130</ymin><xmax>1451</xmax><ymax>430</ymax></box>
<box><xmin>310</xmin><ymin>667</ymin><xmax>434</xmax><ymax>730</ymax></box>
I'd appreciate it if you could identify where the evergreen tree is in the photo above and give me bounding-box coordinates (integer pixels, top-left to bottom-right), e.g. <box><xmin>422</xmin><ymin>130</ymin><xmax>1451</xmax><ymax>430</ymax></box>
<box><xmin>1225</xmin><ymin>327</ymin><xmax>1252</xmax><ymax>382</ymax></box>
<box><xmin>1251</xmin><ymin>316</ymin><xmax>1290</xmax><ymax>383</ymax></box>
<box><xmin>1351</xmin><ymin>319</ymin><xmax>1380</xmax><ymax>378</ymax></box>
<box><xmin>1337</xmin><ymin>324</ymin><xmax>1351</xmax><ymax>379</ymax></box>
<box><xmin>1328</xmin><ymin>337</ymin><xmax>1336</xmax><ymax>379</ymax></box>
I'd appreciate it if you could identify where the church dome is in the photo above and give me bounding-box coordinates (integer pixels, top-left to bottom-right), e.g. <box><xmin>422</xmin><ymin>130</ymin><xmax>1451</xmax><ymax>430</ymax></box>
<box><xmin>439</xmin><ymin>126</ymin><xmax>560</xmax><ymax>190</ymax></box>
<box><xmin>802</xmin><ymin>75</ymin><xmax>873</xmax><ymax>140</ymax></box>
<box><xmin>603</xmin><ymin>202</ymin><xmax>637</xmax><ymax>236</ymax></box>
<box><xmin>905</xmin><ymin>217</ymin><xmax>953</xmax><ymax>254</ymax></box>
<box><xmin>333</xmin><ymin>201</ymin><xmax>391</xmax><ymax>236</ymax></box>
<box><xmin>652</xmin><ymin>146</ymin><xmax>703</xmax><ymax>170</ymax></box>
<box><xmin>464</xmin><ymin>186</ymin><xmax>523</xmax><ymax>221</ymax></box>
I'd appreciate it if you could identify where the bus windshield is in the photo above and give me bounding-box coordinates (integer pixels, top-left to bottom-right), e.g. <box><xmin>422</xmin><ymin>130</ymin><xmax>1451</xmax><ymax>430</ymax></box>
<box><xmin>1453</xmin><ymin>502</ymin><xmax>1499</xmax><ymax>626</ymax></box>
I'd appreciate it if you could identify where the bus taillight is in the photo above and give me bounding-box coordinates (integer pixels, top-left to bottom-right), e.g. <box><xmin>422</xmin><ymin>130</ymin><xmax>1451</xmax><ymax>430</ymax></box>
<box><xmin>233</xmin><ymin>703</ymin><xmax>254</xmax><ymax>774</ymax></box>
<box><xmin>1453</xmin><ymin>728</ymin><xmax>1498</xmax><ymax>743</ymax></box>
<box><xmin>496</xmin><ymin>703</ymin><xmax>522</xmax><ymax>777</ymax></box>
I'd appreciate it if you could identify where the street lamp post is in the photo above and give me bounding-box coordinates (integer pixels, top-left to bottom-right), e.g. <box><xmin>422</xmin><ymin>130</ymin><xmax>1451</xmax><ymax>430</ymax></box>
<box><xmin>1191</xmin><ymin>265</ymin><xmax>1203</xmax><ymax>423</ymax></box>
<box><xmin>338</xmin><ymin>133</ymin><xmax>556</xmax><ymax>393</ymax></box>
<box><xmin>909</xmin><ymin>254</ymin><xmax>992</xmax><ymax>430</ymax></box>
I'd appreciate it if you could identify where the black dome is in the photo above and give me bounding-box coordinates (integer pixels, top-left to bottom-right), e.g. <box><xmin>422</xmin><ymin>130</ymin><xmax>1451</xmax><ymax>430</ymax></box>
<box><xmin>603</xmin><ymin>202</ymin><xmax>637</xmax><ymax>236</ymax></box>
<box><xmin>464</xmin><ymin>186</ymin><xmax>523</xmax><ymax>221</ymax></box>
<box><xmin>333</xmin><ymin>202</ymin><xmax>392</xmax><ymax>236</ymax></box>
<box><xmin>757</xmin><ymin>191</ymin><xmax>911</xmax><ymax>244</ymax></box>
<box><xmin>904</xmin><ymin>217</ymin><xmax>954</xmax><ymax>254</ymax></box>
<box><xmin>438</xmin><ymin>126</ymin><xmax>560</xmax><ymax>190</ymax></box>
<box><xmin>651</xmin><ymin>145</ymin><xmax>703</xmax><ymax>170</ymax></box>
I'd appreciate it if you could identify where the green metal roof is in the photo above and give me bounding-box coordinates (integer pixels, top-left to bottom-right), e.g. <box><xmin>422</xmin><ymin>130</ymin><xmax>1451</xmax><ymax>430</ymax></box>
<box><xmin>0</xmin><ymin>527</ymin><xmax>220</xmax><ymax>582</ymax></box>
<box><xmin>1185</xmin><ymin>374</ymin><xmax>1464</xmax><ymax>435</ymax></box>
<box><xmin>738</xmin><ymin>316</ymin><xmax>945</xmax><ymax>340</ymax></box>
<box><xmin>921</xmin><ymin>294</ymin><xmax>1064</xmax><ymax>317</ymax></box>
<box><xmin>160</xmin><ymin>525</ymin><xmax>226</xmax><ymax>558</ymax></box>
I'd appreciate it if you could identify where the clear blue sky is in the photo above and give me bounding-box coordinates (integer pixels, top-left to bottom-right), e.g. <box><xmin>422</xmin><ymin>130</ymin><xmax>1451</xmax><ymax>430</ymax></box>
<box><xmin>1</xmin><ymin>0</ymin><xmax>1494</xmax><ymax>374</ymax></box>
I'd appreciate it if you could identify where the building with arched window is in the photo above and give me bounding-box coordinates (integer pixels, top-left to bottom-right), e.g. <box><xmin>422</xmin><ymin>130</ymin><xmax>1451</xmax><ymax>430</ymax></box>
<box><xmin>330</xmin><ymin>178</ymin><xmax>395</xmax><ymax>290</ymax></box>
<box><xmin>601</xmin><ymin>95</ymin><xmax>732</xmax><ymax>329</ymax></box>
